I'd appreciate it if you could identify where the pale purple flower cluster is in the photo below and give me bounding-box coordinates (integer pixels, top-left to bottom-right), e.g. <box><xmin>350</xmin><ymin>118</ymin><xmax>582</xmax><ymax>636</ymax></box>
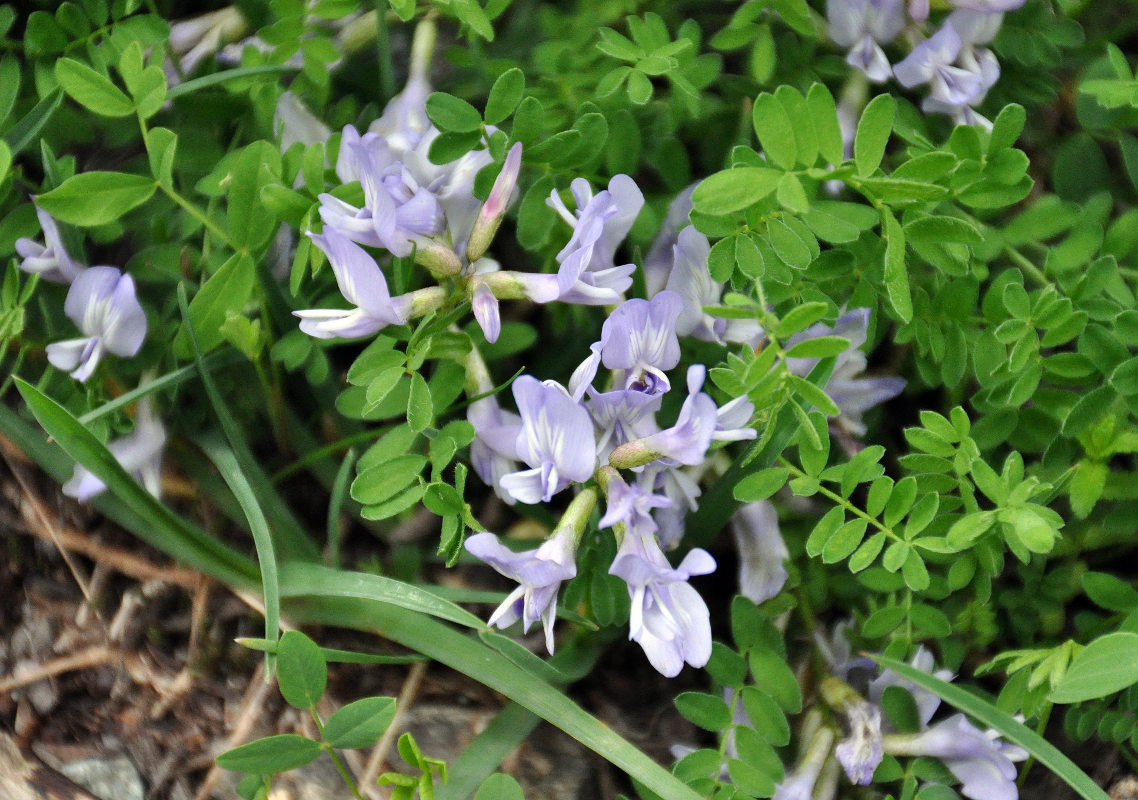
<box><xmin>826</xmin><ymin>0</ymin><xmax>1025</xmax><ymax>127</ymax></box>
<box><xmin>465</xmin><ymin>289</ymin><xmax>757</xmax><ymax>673</ymax></box>
<box><xmin>292</xmin><ymin>34</ymin><xmax>644</xmax><ymax>345</ymax></box>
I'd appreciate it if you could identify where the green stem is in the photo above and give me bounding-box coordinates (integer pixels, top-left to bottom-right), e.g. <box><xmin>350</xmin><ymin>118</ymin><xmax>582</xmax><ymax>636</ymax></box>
<box><xmin>373</xmin><ymin>1</ymin><xmax>395</xmax><ymax>101</ymax></box>
<box><xmin>314</xmin><ymin>709</ymin><xmax>366</xmax><ymax>800</ymax></box>
<box><xmin>779</xmin><ymin>457</ymin><xmax>902</xmax><ymax>541</ymax></box>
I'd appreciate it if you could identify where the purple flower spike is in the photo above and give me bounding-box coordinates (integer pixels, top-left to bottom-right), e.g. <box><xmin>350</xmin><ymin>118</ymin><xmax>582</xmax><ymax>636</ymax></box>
<box><xmin>47</xmin><ymin>267</ymin><xmax>146</xmax><ymax>383</ymax></box>
<box><xmin>609</xmin><ymin>532</ymin><xmax>715</xmax><ymax>677</ymax></box>
<box><xmin>295</xmin><ymin>228</ymin><xmax>413</xmax><ymax>339</ymax></box>
<box><xmin>601</xmin><ymin>292</ymin><xmax>683</xmax><ymax>394</ymax></box>
<box><xmin>64</xmin><ymin>396</ymin><xmax>165</xmax><ymax>502</ymax></box>
<box><xmin>499</xmin><ymin>377</ymin><xmax>596</xmax><ymax>504</ymax></box>
<box><xmin>16</xmin><ymin>205</ymin><xmax>85</xmax><ymax>284</ymax></box>
<box><xmin>828</xmin><ymin>0</ymin><xmax>906</xmax><ymax>82</ymax></box>
<box><xmin>465</xmin><ymin>528</ymin><xmax>578</xmax><ymax>653</ymax></box>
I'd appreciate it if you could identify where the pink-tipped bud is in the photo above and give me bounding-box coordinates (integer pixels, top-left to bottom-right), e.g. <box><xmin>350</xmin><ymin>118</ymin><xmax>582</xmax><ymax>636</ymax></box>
<box><xmin>466</xmin><ymin>142</ymin><xmax>523</xmax><ymax>262</ymax></box>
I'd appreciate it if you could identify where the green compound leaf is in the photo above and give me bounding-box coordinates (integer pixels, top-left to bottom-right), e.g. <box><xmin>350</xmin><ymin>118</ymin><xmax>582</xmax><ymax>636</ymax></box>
<box><xmin>426</xmin><ymin>91</ymin><xmax>483</xmax><ymax>132</ymax></box>
<box><xmin>1050</xmin><ymin>633</ymin><xmax>1138</xmax><ymax>703</ymax></box>
<box><xmin>872</xmin><ymin>655</ymin><xmax>1110</xmax><ymax>800</ymax></box>
<box><xmin>55</xmin><ymin>58</ymin><xmax>133</xmax><ymax>117</ymax></box>
<box><xmin>691</xmin><ymin>167</ymin><xmax>780</xmax><ymax>215</ymax></box>
<box><xmin>217</xmin><ymin>734</ymin><xmax>322</xmax><ymax>774</ymax></box>
<box><xmin>322</xmin><ymin>696</ymin><xmax>396</xmax><ymax>748</ymax></box>
<box><xmin>36</xmin><ymin>171</ymin><xmax>156</xmax><ymax>226</ymax></box>
<box><xmin>854</xmin><ymin>93</ymin><xmax>894</xmax><ymax>177</ymax></box>
<box><xmin>277</xmin><ymin>630</ymin><xmax>328</xmax><ymax>710</ymax></box>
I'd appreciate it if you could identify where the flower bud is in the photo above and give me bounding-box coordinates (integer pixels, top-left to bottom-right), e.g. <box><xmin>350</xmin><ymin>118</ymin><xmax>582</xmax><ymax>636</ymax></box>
<box><xmin>466</xmin><ymin>142</ymin><xmax>523</xmax><ymax>262</ymax></box>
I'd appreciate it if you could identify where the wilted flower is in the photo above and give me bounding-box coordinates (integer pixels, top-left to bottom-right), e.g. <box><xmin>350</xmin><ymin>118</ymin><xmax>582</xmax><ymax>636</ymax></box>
<box><xmin>47</xmin><ymin>267</ymin><xmax>146</xmax><ymax>382</ymax></box>
<box><xmin>16</xmin><ymin>205</ymin><xmax>84</xmax><ymax>284</ymax></box>
<box><xmin>465</xmin><ymin>527</ymin><xmax>578</xmax><ymax>654</ymax></box>
<box><xmin>64</xmin><ymin>395</ymin><xmax>165</xmax><ymax>502</ymax></box>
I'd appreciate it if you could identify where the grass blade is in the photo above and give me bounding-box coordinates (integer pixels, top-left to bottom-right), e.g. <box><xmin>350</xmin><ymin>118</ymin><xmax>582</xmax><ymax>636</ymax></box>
<box><xmin>277</xmin><ymin>561</ymin><xmax>485</xmax><ymax>630</ymax></box>
<box><xmin>3</xmin><ymin>88</ymin><xmax>63</xmax><ymax>155</ymax></box>
<box><xmin>177</xmin><ymin>284</ymin><xmax>319</xmax><ymax>561</ymax></box>
<box><xmin>198</xmin><ymin>436</ymin><xmax>281</xmax><ymax>675</ymax></box>
<box><xmin>327</xmin><ymin>448</ymin><xmax>355</xmax><ymax>569</ymax></box>
<box><xmin>165</xmin><ymin>65</ymin><xmax>296</xmax><ymax>101</ymax></box>
<box><xmin>871</xmin><ymin>654</ymin><xmax>1111</xmax><ymax>800</ymax></box>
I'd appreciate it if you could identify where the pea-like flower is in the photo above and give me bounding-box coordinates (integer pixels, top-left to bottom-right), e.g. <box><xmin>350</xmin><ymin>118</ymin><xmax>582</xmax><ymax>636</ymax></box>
<box><xmin>465</xmin><ymin>528</ymin><xmax>578</xmax><ymax>654</ymax></box>
<box><xmin>16</xmin><ymin>205</ymin><xmax>84</xmax><ymax>284</ymax></box>
<box><xmin>827</xmin><ymin>0</ymin><xmax>907</xmax><ymax>82</ymax></box>
<box><xmin>498</xmin><ymin>377</ymin><xmax>596</xmax><ymax>504</ymax></box>
<box><xmin>609</xmin><ymin>530</ymin><xmax>715</xmax><ymax>677</ymax></box>
<box><xmin>64</xmin><ymin>396</ymin><xmax>165</xmax><ymax>502</ymax></box>
<box><xmin>294</xmin><ymin>228</ymin><xmax>413</xmax><ymax>339</ymax></box>
<box><xmin>47</xmin><ymin>267</ymin><xmax>146</xmax><ymax>383</ymax></box>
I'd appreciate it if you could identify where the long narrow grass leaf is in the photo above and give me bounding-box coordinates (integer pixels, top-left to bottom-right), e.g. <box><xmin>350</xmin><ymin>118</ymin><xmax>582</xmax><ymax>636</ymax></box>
<box><xmin>165</xmin><ymin>65</ymin><xmax>296</xmax><ymax>100</ymax></box>
<box><xmin>236</xmin><ymin>638</ymin><xmax>428</xmax><ymax>664</ymax></box>
<box><xmin>277</xmin><ymin>561</ymin><xmax>485</xmax><ymax>630</ymax></box>
<box><xmin>176</xmin><ymin>284</ymin><xmax>318</xmax><ymax>561</ymax></box>
<box><xmin>78</xmin><ymin>351</ymin><xmax>241</xmax><ymax>425</ymax></box>
<box><xmin>199</xmin><ymin>436</ymin><xmax>281</xmax><ymax>675</ymax></box>
<box><xmin>8</xmin><ymin>384</ymin><xmax>257</xmax><ymax>588</ymax></box>
<box><xmin>3</xmin><ymin>88</ymin><xmax>63</xmax><ymax>155</ymax></box>
<box><xmin>871</xmin><ymin>654</ymin><xmax>1111</xmax><ymax>800</ymax></box>
<box><xmin>327</xmin><ymin>448</ymin><xmax>355</xmax><ymax>569</ymax></box>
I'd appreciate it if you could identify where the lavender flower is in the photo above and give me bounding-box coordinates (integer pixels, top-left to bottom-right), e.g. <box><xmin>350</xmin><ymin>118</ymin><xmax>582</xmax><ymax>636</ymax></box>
<box><xmin>275</xmin><ymin>92</ymin><xmax>332</xmax><ymax>152</ymax></box>
<box><xmin>16</xmin><ymin>205</ymin><xmax>84</xmax><ymax>284</ymax></box>
<box><xmin>893</xmin><ymin>23</ymin><xmax>987</xmax><ymax>108</ymax></box>
<box><xmin>546</xmin><ymin>175</ymin><xmax>642</xmax><ymax>305</ymax></box>
<box><xmin>468</xmin><ymin>392</ymin><xmax>523</xmax><ymax>501</ymax></box>
<box><xmin>731</xmin><ymin>500</ymin><xmax>790</xmax><ymax>604</ymax></box>
<box><xmin>883</xmin><ymin>715</ymin><xmax>1027</xmax><ymax>800</ymax></box>
<box><xmin>465</xmin><ymin>528</ymin><xmax>577</xmax><ymax>654</ymax></box>
<box><xmin>294</xmin><ymin>228</ymin><xmax>413</xmax><ymax>338</ymax></box>
<box><xmin>498</xmin><ymin>377</ymin><xmax>596</xmax><ymax>504</ymax></box>
<box><xmin>610</xmin><ymin>365</ymin><xmax>719</xmax><ymax>468</ymax></box>
<box><xmin>834</xmin><ymin>694</ymin><xmax>885</xmax><ymax>784</ymax></box>
<box><xmin>643</xmin><ymin>184</ymin><xmax>697</xmax><ymax>297</ymax></box>
<box><xmin>827</xmin><ymin>0</ymin><xmax>907</xmax><ymax>82</ymax></box>
<box><xmin>609</xmin><ymin>530</ymin><xmax>715</xmax><ymax>677</ymax></box>
<box><xmin>47</xmin><ymin>267</ymin><xmax>146</xmax><ymax>382</ymax></box>
<box><xmin>598</xmin><ymin>470</ymin><xmax>672</xmax><ymax>535</ymax></box>
<box><xmin>600</xmin><ymin>291</ymin><xmax>683</xmax><ymax>394</ymax></box>
<box><xmin>165</xmin><ymin>7</ymin><xmax>247</xmax><ymax>80</ymax></box>
<box><xmin>64</xmin><ymin>395</ymin><xmax>165</xmax><ymax>502</ymax></box>
<box><xmin>585</xmin><ymin>387</ymin><xmax>663</xmax><ymax>462</ymax></box>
